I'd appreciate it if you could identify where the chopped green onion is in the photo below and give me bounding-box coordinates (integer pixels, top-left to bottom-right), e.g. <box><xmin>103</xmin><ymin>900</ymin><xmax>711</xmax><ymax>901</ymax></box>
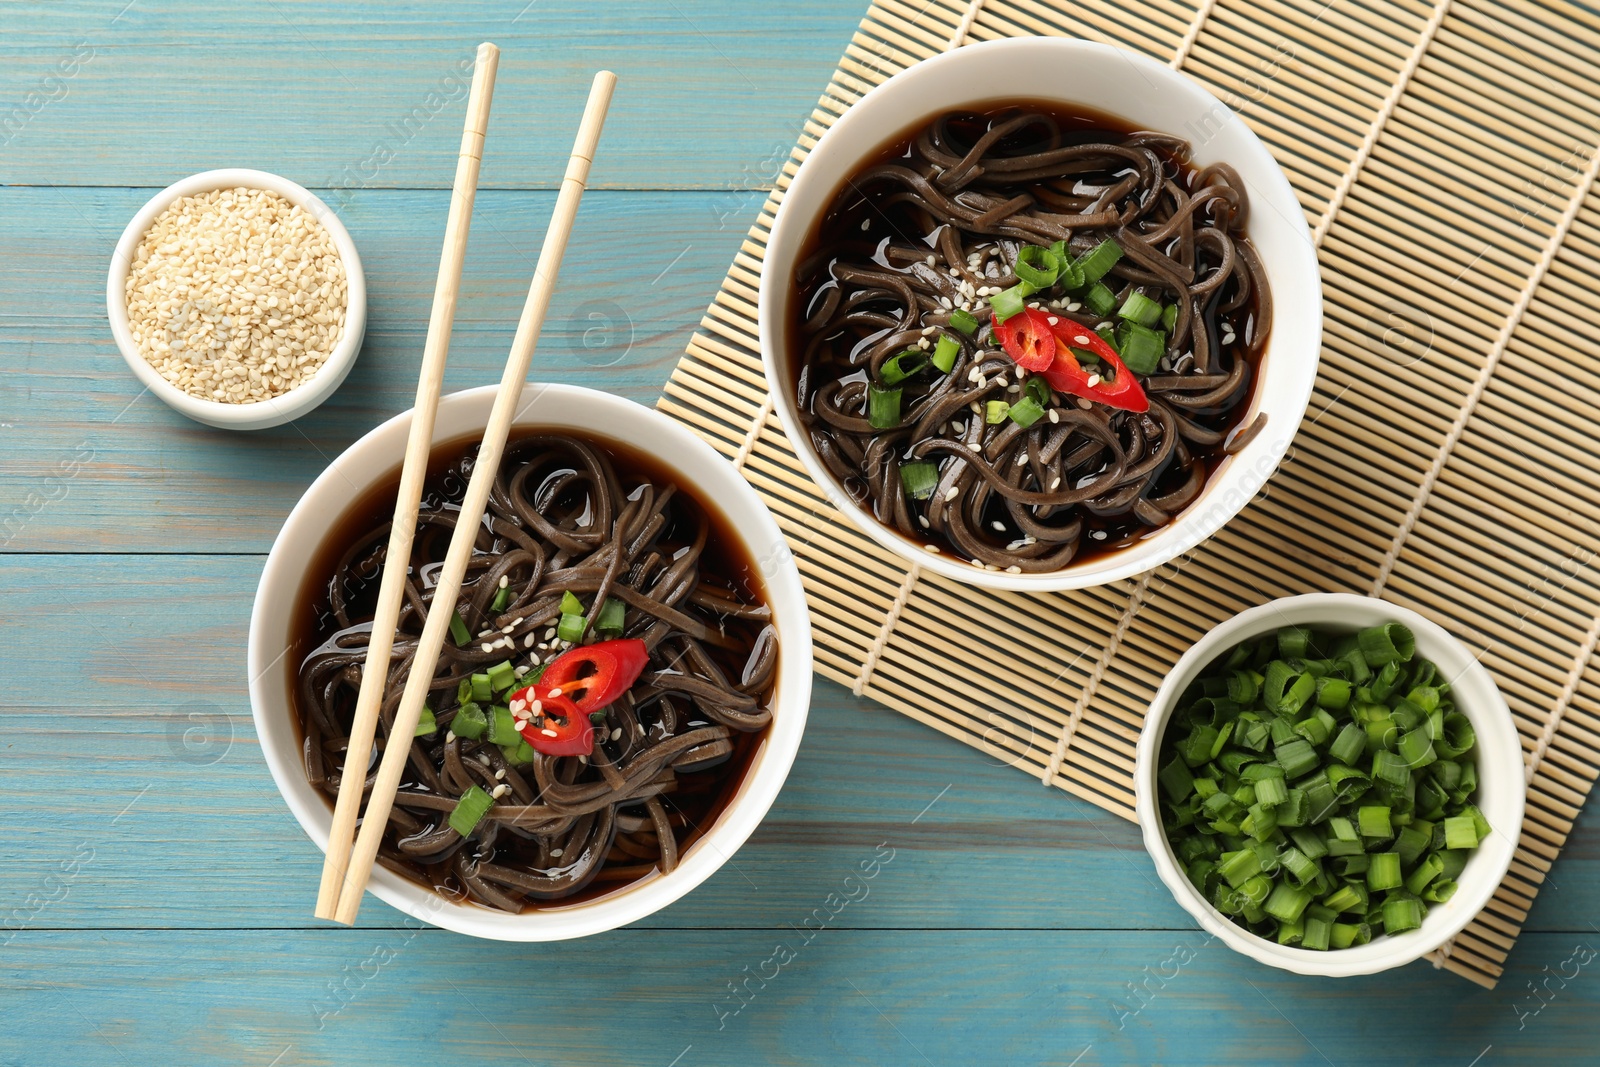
<box><xmin>560</xmin><ymin>591</ymin><xmax>584</xmax><ymax>616</ymax></box>
<box><xmin>487</xmin><ymin>660</ymin><xmax>516</xmax><ymax>694</ymax></box>
<box><xmin>1013</xmin><ymin>244</ymin><xmax>1062</xmax><ymax>289</ymax></box>
<box><xmin>490</xmin><ymin>586</ymin><xmax>513</xmax><ymax>613</ymax></box>
<box><xmin>1366</xmin><ymin>851</ymin><xmax>1403</xmax><ymax>891</ymax></box>
<box><xmin>985</xmin><ymin>400</ymin><xmax>1010</xmax><ymax>424</ymax></box>
<box><xmin>556</xmin><ymin>612</ymin><xmax>587</xmax><ymax>645</ymax></box>
<box><xmin>990</xmin><ymin>284</ymin><xmax>1028</xmax><ymax>323</ymax></box>
<box><xmin>488</xmin><ymin>705</ymin><xmax>520</xmax><ymax>747</ymax></box>
<box><xmin>1380</xmin><ymin>894</ymin><xmax>1423</xmax><ymax>934</ymax></box>
<box><xmin>470</xmin><ymin>673</ymin><xmax>493</xmax><ymax>704</ymax></box>
<box><xmin>1083</xmin><ymin>281</ymin><xmax>1117</xmax><ymax>318</ymax></box>
<box><xmin>1161</xmin><ymin>302</ymin><xmax>1179</xmax><ymax>332</ymax></box>
<box><xmin>1117</xmin><ymin>291</ymin><xmax>1164</xmax><ymax>328</ymax></box>
<box><xmin>1358</xmin><ymin>805</ymin><xmax>1393</xmax><ymax>839</ymax></box>
<box><xmin>1359</xmin><ymin>623</ymin><xmax>1416</xmax><ymax>666</ymax></box>
<box><xmin>449</xmin><ymin>611</ymin><xmax>471</xmax><ymax>647</ymax></box>
<box><xmin>899</xmin><ymin>461</ymin><xmax>940</xmax><ymax>501</ymax></box>
<box><xmin>867</xmin><ymin>383</ymin><xmax>902</xmax><ymax>430</ymax></box>
<box><xmin>447</xmin><ymin>785</ymin><xmax>495</xmax><ymax>836</ymax></box>
<box><xmin>596</xmin><ymin>597</ymin><xmax>626</xmax><ymax>637</ymax></box>
<box><xmin>948</xmin><ymin>308</ymin><xmax>980</xmax><ymax>336</ymax></box>
<box><xmin>1329</xmin><ymin>722</ymin><xmax>1366</xmax><ymax>765</ymax></box>
<box><xmin>1114</xmin><ymin>322</ymin><xmax>1165</xmax><ymax>376</ymax></box>
<box><xmin>1254</xmin><ymin>775</ymin><xmax>1289</xmax><ymax>807</ymax></box>
<box><xmin>931</xmin><ymin>335</ymin><xmax>960</xmax><ymax>373</ymax></box>
<box><xmin>1263</xmin><ymin>882</ymin><xmax>1312</xmax><ymax>923</ymax></box>
<box><xmin>451</xmin><ymin>702</ymin><xmax>488</xmax><ymax>740</ymax></box>
<box><xmin>1007</xmin><ymin>396</ymin><xmax>1045</xmax><ymax>428</ymax></box>
<box><xmin>415</xmin><ymin>706</ymin><xmax>437</xmax><ymax>738</ymax></box>
<box><xmin>1404</xmin><ymin>852</ymin><xmax>1446</xmax><ymax>895</ymax></box>
<box><xmin>880</xmin><ymin>350</ymin><xmax>928</xmax><ymax>385</ymax></box>
<box><xmin>500</xmin><ymin>738</ymin><xmax>536</xmax><ymax>767</ymax></box>
<box><xmin>1073</xmin><ymin>239</ymin><xmax>1123</xmax><ymax>284</ymax></box>
<box><xmin>1443</xmin><ymin>815</ymin><xmax>1480</xmax><ymax>849</ymax></box>
<box><xmin>1275</xmin><ymin>738</ymin><xmax>1320</xmax><ymax>780</ymax></box>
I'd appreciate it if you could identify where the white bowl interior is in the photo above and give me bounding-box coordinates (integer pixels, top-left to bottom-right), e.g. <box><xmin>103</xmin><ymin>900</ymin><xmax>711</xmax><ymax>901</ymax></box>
<box><xmin>759</xmin><ymin>38</ymin><xmax>1322</xmax><ymax>591</ymax></box>
<box><xmin>106</xmin><ymin>168</ymin><xmax>367</xmax><ymax>431</ymax></box>
<box><xmin>247</xmin><ymin>384</ymin><xmax>813</xmax><ymax>940</ymax></box>
<box><xmin>1135</xmin><ymin>594</ymin><xmax>1526</xmax><ymax>977</ymax></box>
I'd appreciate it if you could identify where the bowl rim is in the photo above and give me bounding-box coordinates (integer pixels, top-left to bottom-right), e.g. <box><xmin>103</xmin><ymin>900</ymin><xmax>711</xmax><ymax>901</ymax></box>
<box><xmin>105</xmin><ymin>167</ymin><xmax>368</xmax><ymax>430</ymax></box>
<box><xmin>757</xmin><ymin>37</ymin><xmax>1322</xmax><ymax>591</ymax></box>
<box><xmin>1134</xmin><ymin>593</ymin><xmax>1527</xmax><ymax>977</ymax></box>
<box><xmin>247</xmin><ymin>383</ymin><xmax>814</xmax><ymax>940</ymax></box>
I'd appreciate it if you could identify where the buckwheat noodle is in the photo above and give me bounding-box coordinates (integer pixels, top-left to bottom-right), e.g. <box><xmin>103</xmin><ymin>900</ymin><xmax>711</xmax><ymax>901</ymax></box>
<box><xmin>795</xmin><ymin>107</ymin><xmax>1273</xmax><ymax>571</ymax></box>
<box><xmin>296</xmin><ymin>436</ymin><xmax>777</xmax><ymax>909</ymax></box>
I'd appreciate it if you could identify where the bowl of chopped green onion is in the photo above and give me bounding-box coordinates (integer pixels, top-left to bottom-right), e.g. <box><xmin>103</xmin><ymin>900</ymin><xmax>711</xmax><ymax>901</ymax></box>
<box><xmin>1136</xmin><ymin>594</ymin><xmax>1525</xmax><ymax>977</ymax></box>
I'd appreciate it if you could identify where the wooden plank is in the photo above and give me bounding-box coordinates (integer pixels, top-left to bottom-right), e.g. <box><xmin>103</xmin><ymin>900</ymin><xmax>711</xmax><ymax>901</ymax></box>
<box><xmin>0</xmin><ymin>0</ymin><xmax>867</xmax><ymax>190</ymax></box>
<box><xmin>0</xmin><ymin>188</ymin><xmax>747</xmax><ymax>552</ymax></box>
<box><xmin>4</xmin><ymin>928</ymin><xmax>1597</xmax><ymax>1065</ymax></box>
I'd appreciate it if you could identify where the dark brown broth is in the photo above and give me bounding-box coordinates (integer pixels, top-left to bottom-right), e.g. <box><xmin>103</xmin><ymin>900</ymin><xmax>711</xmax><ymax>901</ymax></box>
<box><xmin>287</xmin><ymin>429</ymin><xmax>774</xmax><ymax>911</ymax></box>
<box><xmin>788</xmin><ymin>99</ymin><xmax>1268</xmax><ymax>563</ymax></box>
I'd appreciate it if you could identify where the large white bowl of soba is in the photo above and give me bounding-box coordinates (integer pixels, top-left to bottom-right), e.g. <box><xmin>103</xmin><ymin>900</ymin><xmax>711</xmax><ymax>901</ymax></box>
<box><xmin>249</xmin><ymin>384</ymin><xmax>813</xmax><ymax>940</ymax></box>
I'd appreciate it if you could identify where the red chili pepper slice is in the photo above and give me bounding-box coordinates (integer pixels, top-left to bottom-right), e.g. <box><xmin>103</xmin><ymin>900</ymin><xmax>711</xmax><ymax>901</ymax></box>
<box><xmin>508</xmin><ymin>638</ymin><xmax>650</xmax><ymax>757</ymax></box>
<box><xmin>513</xmin><ymin>690</ymin><xmax>591</xmax><ymax>756</ymax></box>
<box><xmin>1040</xmin><ymin>321</ymin><xmax>1150</xmax><ymax>414</ymax></box>
<box><xmin>991</xmin><ymin>309</ymin><xmax>1057</xmax><ymax>371</ymax></box>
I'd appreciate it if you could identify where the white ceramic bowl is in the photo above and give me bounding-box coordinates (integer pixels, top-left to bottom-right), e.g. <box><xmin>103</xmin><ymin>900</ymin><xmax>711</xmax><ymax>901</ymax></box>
<box><xmin>107</xmin><ymin>168</ymin><xmax>367</xmax><ymax>430</ymax></box>
<box><xmin>248</xmin><ymin>384</ymin><xmax>813</xmax><ymax>940</ymax></box>
<box><xmin>759</xmin><ymin>38</ymin><xmax>1322</xmax><ymax>591</ymax></box>
<box><xmin>1135</xmin><ymin>594</ymin><xmax>1526</xmax><ymax>977</ymax></box>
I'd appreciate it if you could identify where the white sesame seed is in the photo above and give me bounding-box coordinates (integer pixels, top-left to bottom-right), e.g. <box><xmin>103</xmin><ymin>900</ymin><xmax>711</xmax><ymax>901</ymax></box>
<box><xmin>922</xmin><ymin>326</ymin><xmax>936</xmax><ymax>336</ymax></box>
<box><xmin>918</xmin><ymin>515</ymin><xmax>930</xmax><ymax>528</ymax></box>
<box><xmin>511</xmin><ymin>617</ymin><xmax>524</xmax><ymax>626</ymax></box>
<box><xmin>1050</xmin><ymin>476</ymin><xmax>1062</xmax><ymax>490</ymax></box>
<box><xmin>940</xmin><ymin>297</ymin><xmax>953</xmax><ymax>309</ymax></box>
<box><xmin>549</xmin><ymin>687</ymin><xmax>563</xmax><ymax>697</ymax></box>
<box><xmin>541</xmin><ymin>728</ymin><xmax>558</xmax><ymax>737</ymax></box>
<box><xmin>477</xmin><ymin>629</ymin><xmax>493</xmax><ymax>639</ymax></box>
<box><xmin>494</xmin><ymin>768</ymin><xmax>506</xmax><ymax>780</ymax></box>
<box><xmin>498</xmin><ymin>575</ymin><xmax>509</xmax><ymax>590</ymax></box>
<box><xmin>544</xmin><ymin>627</ymin><xmax>557</xmax><ymax>640</ymax></box>
<box><xmin>445</xmin><ymin>730</ymin><xmax>456</xmax><ymax>743</ymax></box>
<box><xmin>1073</xmin><ymin>335</ymin><xmax>1090</xmax><ymax>345</ymax></box>
<box><xmin>1087</xmin><ymin>374</ymin><xmax>1101</xmax><ymax>387</ymax></box>
<box><xmin>529</xmin><ymin>699</ymin><xmax>542</xmax><ymax>715</ymax></box>
<box><xmin>1008</xmin><ymin>383</ymin><xmax>1021</xmax><ymax>394</ymax></box>
<box><xmin>514</xmin><ymin>664</ymin><xmax>529</xmax><ymax>676</ymax></box>
<box><xmin>926</xmin><ymin>255</ymin><xmax>936</xmax><ymax>266</ymax></box>
<box><xmin>861</xmin><ymin>219</ymin><xmax>870</xmax><ymax>231</ymax></box>
<box><xmin>524</xmin><ymin>634</ymin><xmax>536</xmax><ymax>648</ymax></box>
<box><xmin>944</xmin><ymin>486</ymin><xmax>959</xmax><ymax>502</ymax></box>
<box><xmin>1048</xmin><ymin>409</ymin><xmax>1060</xmax><ymax>424</ymax></box>
<box><xmin>991</xmin><ymin>521</ymin><xmax>1005</xmax><ymax>532</ymax></box>
<box><xmin>491</xmin><ymin>784</ymin><xmax>510</xmax><ymax>798</ymax></box>
<box><xmin>501</xmin><ymin>624</ymin><xmax>514</xmax><ymax>634</ymax></box>
<box><xmin>611</xmin><ymin>728</ymin><xmax>622</xmax><ymax>741</ymax></box>
<box><xmin>480</xmin><ymin>643</ymin><xmax>495</xmax><ymax>654</ymax></box>
<box><xmin>1006</xmin><ymin>565</ymin><xmax>1022</xmax><ymax>574</ymax></box>
<box><xmin>1016</xmin><ymin>452</ymin><xmax>1029</xmax><ymax>465</ymax></box>
<box><xmin>1077</xmin><ymin>398</ymin><xmax>1093</xmax><ymax>409</ymax></box>
<box><xmin>1047</xmin><ymin>316</ymin><xmax>1059</xmax><ymax>326</ymax></box>
<box><xmin>550</xmin><ymin>848</ymin><xmax>564</xmax><ymax>858</ymax></box>
<box><xmin>918</xmin><ymin>337</ymin><xmax>930</xmax><ymax>350</ymax></box>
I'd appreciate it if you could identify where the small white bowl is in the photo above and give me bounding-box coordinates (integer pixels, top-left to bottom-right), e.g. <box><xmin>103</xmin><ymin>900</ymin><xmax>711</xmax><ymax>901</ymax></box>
<box><xmin>106</xmin><ymin>168</ymin><xmax>367</xmax><ymax>430</ymax></box>
<box><xmin>759</xmin><ymin>38</ymin><xmax>1322</xmax><ymax>591</ymax></box>
<box><xmin>248</xmin><ymin>384</ymin><xmax>813</xmax><ymax>940</ymax></box>
<box><xmin>1135</xmin><ymin>594</ymin><xmax>1526</xmax><ymax>977</ymax></box>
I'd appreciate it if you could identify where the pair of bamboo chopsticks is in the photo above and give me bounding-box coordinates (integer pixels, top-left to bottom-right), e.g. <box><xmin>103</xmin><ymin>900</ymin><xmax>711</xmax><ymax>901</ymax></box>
<box><xmin>313</xmin><ymin>42</ymin><xmax>617</xmax><ymax>925</ymax></box>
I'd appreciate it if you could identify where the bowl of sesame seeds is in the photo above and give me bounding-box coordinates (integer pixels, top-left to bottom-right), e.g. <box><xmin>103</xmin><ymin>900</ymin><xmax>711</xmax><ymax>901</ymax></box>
<box><xmin>106</xmin><ymin>168</ymin><xmax>366</xmax><ymax>430</ymax></box>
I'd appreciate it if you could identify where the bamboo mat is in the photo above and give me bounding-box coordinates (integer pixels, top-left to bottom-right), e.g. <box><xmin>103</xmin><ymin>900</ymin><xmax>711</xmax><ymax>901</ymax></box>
<box><xmin>656</xmin><ymin>0</ymin><xmax>1600</xmax><ymax>988</ymax></box>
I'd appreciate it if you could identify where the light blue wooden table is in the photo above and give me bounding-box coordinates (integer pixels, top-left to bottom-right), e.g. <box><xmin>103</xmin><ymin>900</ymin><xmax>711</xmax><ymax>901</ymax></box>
<box><xmin>3</xmin><ymin>3</ymin><xmax>1597</xmax><ymax>1064</ymax></box>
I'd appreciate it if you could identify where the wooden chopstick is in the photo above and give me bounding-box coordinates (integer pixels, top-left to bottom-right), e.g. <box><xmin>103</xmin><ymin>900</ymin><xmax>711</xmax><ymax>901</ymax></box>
<box><xmin>313</xmin><ymin>41</ymin><xmax>501</xmax><ymax>921</ymax></box>
<box><xmin>331</xmin><ymin>69</ymin><xmax>618</xmax><ymax>925</ymax></box>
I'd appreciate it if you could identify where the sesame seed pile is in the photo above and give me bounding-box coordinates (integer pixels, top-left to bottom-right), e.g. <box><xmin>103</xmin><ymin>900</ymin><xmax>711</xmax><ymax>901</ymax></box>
<box><xmin>123</xmin><ymin>187</ymin><xmax>347</xmax><ymax>405</ymax></box>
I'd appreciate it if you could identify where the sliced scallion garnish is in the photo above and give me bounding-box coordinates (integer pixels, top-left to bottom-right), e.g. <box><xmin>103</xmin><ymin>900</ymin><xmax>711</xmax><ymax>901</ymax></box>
<box><xmin>899</xmin><ymin>461</ymin><xmax>939</xmax><ymax>501</ymax></box>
